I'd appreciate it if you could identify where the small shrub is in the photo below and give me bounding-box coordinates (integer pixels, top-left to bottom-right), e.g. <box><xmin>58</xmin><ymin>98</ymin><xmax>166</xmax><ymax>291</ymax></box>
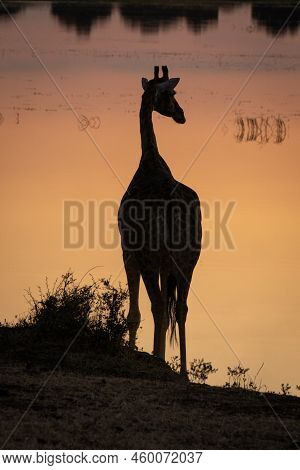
<box><xmin>168</xmin><ymin>356</ymin><xmax>218</xmax><ymax>384</ymax></box>
<box><xmin>224</xmin><ymin>363</ymin><xmax>266</xmax><ymax>391</ymax></box>
<box><xmin>168</xmin><ymin>356</ymin><xmax>181</xmax><ymax>373</ymax></box>
<box><xmin>189</xmin><ymin>358</ymin><xmax>218</xmax><ymax>384</ymax></box>
<box><xmin>225</xmin><ymin>365</ymin><xmax>250</xmax><ymax>389</ymax></box>
<box><xmin>281</xmin><ymin>383</ymin><xmax>291</xmax><ymax>396</ymax></box>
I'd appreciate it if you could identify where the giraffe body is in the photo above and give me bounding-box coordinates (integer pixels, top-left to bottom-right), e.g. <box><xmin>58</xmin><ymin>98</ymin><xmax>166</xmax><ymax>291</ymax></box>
<box><xmin>118</xmin><ymin>67</ymin><xmax>201</xmax><ymax>374</ymax></box>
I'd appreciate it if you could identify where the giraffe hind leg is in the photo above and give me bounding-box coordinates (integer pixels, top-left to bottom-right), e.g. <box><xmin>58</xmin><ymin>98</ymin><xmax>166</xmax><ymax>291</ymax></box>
<box><xmin>140</xmin><ymin>268</ymin><xmax>167</xmax><ymax>359</ymax></box>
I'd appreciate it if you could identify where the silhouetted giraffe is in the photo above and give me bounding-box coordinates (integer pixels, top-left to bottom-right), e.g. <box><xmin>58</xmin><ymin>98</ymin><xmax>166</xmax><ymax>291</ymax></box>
<box><xmin>118</xmin><ymin>66</ymin><xmax>201</xmax><ymax>375</ymax></box>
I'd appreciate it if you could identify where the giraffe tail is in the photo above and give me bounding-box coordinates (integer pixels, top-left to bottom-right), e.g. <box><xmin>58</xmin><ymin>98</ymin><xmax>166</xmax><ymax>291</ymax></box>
<box><xmin>167</xmin><ymin>274</ymin><xmax>177</xmax><ymax>345</ymax></box>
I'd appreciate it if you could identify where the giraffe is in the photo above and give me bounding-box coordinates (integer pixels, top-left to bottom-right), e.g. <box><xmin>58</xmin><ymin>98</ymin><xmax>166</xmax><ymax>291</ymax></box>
<box><xmin>118</xmin><ymin>66</ymin><xmax>201</xmax><ymax>375</ymax></box>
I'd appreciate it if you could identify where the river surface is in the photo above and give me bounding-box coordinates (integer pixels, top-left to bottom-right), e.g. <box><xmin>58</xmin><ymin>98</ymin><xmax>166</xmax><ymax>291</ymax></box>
<box><xmin>1</xmin><ymin>1</ymin><xmax>300</xmax><ymax>390</ymax></box>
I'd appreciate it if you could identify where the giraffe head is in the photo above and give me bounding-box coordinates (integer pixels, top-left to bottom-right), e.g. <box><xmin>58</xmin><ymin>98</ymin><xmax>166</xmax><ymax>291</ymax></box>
<box><xmin>141</xmin><ymin>66</ymin><xmax>186</xmax><ymax>124</ymax></box>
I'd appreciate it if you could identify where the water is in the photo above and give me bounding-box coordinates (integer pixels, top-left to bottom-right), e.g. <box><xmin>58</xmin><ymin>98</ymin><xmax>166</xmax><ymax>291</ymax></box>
<box><xmin>1</xmin><ymin>1</ymin><xmax>300</xmax><ymax>390</ymax></box>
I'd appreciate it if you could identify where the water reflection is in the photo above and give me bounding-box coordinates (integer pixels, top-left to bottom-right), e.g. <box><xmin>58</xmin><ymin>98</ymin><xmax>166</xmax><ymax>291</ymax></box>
<box><xmin>51</xmin><ymin>2</ymin><xmax>113</xmax><ymax>36</ymax></box>
<box><xmin>78</xmin><ymin>115</ymin><xmax>101</xmax><ymax>131</ymax></box>
<box><xmin>0</xmin><ymin>1</ymin><xmax>299</xmax><ymax>38</ymax></box>
<box><xmin>119</xmin><ymin>3</ymin><xmax>218</xmax><ymax>34</ymax></box>
<box><xmin>49</xmin><ymin>1</ymin><xmax>300</xmax><ymax>38</ymax></box>
<box><xmin>252</xmin><ymin>4</ymin><xmax>300</xmax><ymax>36</ymax></box>
<box><xmin>235</xmin><ymin>116</ymin><xmax>287</xmax><ymax>144</ymax></box>
<box><xmin>0</xmin><ymin>1</ymin><xmax>26</xmax><ymax>20</ymax></box>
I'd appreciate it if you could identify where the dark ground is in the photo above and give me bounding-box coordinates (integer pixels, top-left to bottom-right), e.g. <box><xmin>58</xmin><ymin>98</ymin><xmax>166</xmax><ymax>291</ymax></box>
<box><xmin>0</xmin><ymin>341</ymin><xmax>299</xmax><ymax>450</ymax></box>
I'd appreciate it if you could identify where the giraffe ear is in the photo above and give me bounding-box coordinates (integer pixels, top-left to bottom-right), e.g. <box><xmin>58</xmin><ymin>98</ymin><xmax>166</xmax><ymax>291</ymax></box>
<box><xmin>142</xmin><ymin>78</ymin><xmax>149</xmax><ymax>90</ymax></box>
<box><xmin>169</xmin><ymin>78</ymin><xmax>180</xmax><ymax>89</ymax></box>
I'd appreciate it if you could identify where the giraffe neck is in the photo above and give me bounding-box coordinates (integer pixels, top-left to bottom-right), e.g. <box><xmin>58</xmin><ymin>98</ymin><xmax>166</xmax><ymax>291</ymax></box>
<box><xmin>139</xmin><ymin>87</ymin><xmax>159</xmax><ymax>159</ymax></box>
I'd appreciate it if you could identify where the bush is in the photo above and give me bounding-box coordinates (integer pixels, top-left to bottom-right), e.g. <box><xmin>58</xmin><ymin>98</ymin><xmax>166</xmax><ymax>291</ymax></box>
<box><xmin>281</xmin><ymin>383</ymin><xmax>291</xmax><ymax>396</ymax></box>
<box><xmin>168</xmin><ymin>355</ymin><xmax>181</xmax><ymax>373</ymax></box>
<box><xmin>168</xmin><ymin>356</ymin><xmax>218</xmax><ymax>384</ymax></box>
<box><xmin>88</xmin><ymin>278</ymin><xmax>129</xmax><ymax>346</ymax></box>
<box><xmin>4</xmin><ymin>271</ymin><xmax>129</xmax><ymax>350</ymax></box>
<box><xmin>224</xmin><ymin>363</ymin><xmax>266</xmax><ymax>391</ymax></box>
<box><xmin>224</xmin><ymin>365</ymin><xmax>250</xmax><ymax>389</ymax></box>
<box><xmin>189</xmin><ymin>358</ymin><xmax>218</xmax><ymax>384</ymax></box>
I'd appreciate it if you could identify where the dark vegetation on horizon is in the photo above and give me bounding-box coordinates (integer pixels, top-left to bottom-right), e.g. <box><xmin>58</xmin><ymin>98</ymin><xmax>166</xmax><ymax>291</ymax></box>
<box><xmin>1</xmin><ymin>1</ymin><xmax>299</xmax><ymax>37</ymax></box>
<box><xmin>1</xmin><ymin>272</ymin><xmax>128</xmax><ymax>348</ymax></box>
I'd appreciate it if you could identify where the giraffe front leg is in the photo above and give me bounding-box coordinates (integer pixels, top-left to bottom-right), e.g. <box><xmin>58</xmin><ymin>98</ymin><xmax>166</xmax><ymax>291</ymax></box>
<box><xmin>123</xmin><ymin>253</ymin><xmax>141</xmax><ymax>349</ymax></box>
<box><xmin>128</xmin><ymin>308</ymin><xmax>141</xmax><ymax>349</ymax></box>
<box><xmin>159</xmin><ymin>272</ymin><xmax>170</xmax><ymax>361</ymax></box>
